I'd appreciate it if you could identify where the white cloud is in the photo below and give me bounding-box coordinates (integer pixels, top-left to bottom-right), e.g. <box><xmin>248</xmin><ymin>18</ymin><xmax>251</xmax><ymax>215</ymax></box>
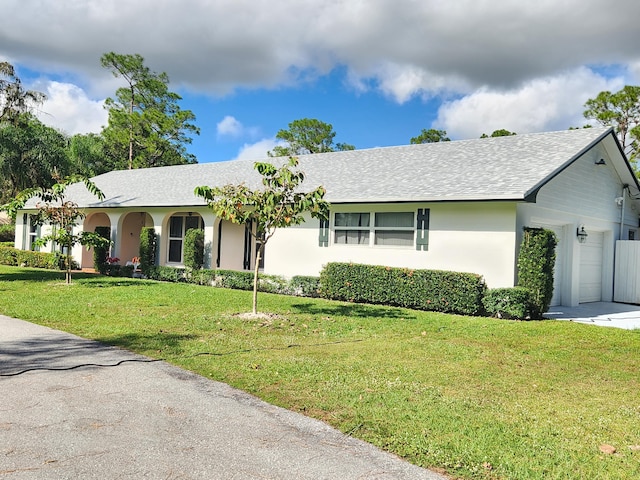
<box><xmin>216</xmin><ymin>115</ymin><xmax>244</xmax><ymax>137</ymax></box>
<box><xmin>34</xmin><ymin>81</ymin><xmax>107</xmax><ymax>135</ymax></box>
<box><xmin>233</xmin><ymin>139</ymin><xmax>283</xmax><ymax>160</ymax></box>
<box><xmin>435</xmin><ymin>68</ymin><xmax>625</xmax><ymax>139</ymax></box>
<box><xmin>2</xmin><ymin>0</ymin><xmax>640</xmax><ymax>100</ymax></box>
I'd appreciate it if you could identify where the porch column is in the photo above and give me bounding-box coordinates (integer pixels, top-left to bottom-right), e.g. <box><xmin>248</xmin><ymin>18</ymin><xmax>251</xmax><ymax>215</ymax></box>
<box><xmin>201</xmin><ymin>212</ymin><xmax>216</xmax><ymax>269</ymax></box>
<box><xmin>149</xmin><ymin>212</ymin><xmax>165</xmax><ymax>266</ymax></box>
<box><xmin>106</xmin><ymin>212</ymin><xmax>124</xmax><ymax>260</ymax></box>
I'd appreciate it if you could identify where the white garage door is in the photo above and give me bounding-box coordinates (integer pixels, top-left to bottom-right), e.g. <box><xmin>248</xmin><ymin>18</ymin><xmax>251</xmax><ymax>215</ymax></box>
<box><xmin>579</xmin><ymin>231</ymin><xmax>604</xmax><ymax>303</ymax></box>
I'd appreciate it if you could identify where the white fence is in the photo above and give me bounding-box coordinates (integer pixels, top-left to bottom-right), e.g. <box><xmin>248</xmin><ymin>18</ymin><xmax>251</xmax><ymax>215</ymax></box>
<box><xmin>614</xmin><ymin>241</ymin><xmax>640</xmax><ymax>304</ymax></box>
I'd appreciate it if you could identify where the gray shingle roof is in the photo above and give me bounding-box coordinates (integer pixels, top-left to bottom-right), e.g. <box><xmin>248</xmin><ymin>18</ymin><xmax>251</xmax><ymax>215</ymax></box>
<box><xmin>59</xmin><ymin>127</ymin><xmax>619</xmax><ymax>208</ymax></box>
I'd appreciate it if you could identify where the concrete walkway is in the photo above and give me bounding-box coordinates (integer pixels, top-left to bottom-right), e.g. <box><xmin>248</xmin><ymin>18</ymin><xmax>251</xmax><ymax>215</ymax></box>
<box><xmin>0</xmin><ymin>315</ymin><xmax>445</xmax><ymax>480</ymax></box>
<box><xmin>544</xmin><ymin>302</ymin><xmax>640</xmax><ymax>330</ymax></box>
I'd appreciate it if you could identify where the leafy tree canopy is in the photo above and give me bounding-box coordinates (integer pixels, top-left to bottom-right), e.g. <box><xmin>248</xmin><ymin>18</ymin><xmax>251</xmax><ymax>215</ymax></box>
<box><xmin>100</xmin><ymin>52</ymin><xmax>200</xmax><ymax>169</ymax></box>
<box><xmin>268</xmin><ymin>118</ymin><xmax>354</xmax><ymax>157</ymax></box>
<box><xmin>584</xmin><ymin>85</ymin><xmax>640</xmax><ymax>165</ymax></box>
<box><xmin>410</xmin><ymin>128</ymin><xmax>450</xmax><ymax>144</ymax></box>
<box><xmin>480</xmin><ymin>129</ymin><xmax>517</xmax><ymax>138</ymax></box>
<box><xmin>0</xmin><ymin>62</ymin><xmax>46</xmax><ymax>124</ymax></box>
<box><xmin>0</xmin><ymin>113</ymin><xmax>71</xmax><ymax>204</ymax></box>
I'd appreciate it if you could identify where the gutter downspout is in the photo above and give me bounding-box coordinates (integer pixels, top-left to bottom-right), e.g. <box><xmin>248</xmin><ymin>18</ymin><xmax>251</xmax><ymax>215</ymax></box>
<box><xmin>620</xmin><ymin>185</ymin><xmax>628</xmax><ymax>241</ymax></box>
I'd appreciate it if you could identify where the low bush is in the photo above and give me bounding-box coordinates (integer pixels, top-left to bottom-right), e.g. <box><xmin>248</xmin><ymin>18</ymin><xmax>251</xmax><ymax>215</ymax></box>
<box><xmin>290</xmin><ymin>275</ymin><xmax>320</xmax><ymax>297</ymax></box>
<box><xmin>319</xmin><ymin>262</ymin><xmax>486</xmax><ymax>316</ymax></box>
<box><xmin>214</xmin><ymin>269</ymin><xmax>254</xmax><ymax>290</ymax></box>
<box><xmin>483</xmin><ymin>287</ymin><xmax>537</xmax><ymax>320</ymax></box>
<box><xmin>190</xmin><ymin>268</ymin><xmax>217</xmax><ymax>286</ymax></box>
<box><xmin>0</xmin><ymin>245</ymin><xmax>66</xmax><ymax>270</ymax></box>
<box><xmin>102</xmin><ymin>264</ymin><xmax>135</xmax><ymax>278</ymax></box>
<box><xmin>148</xmin><ymin>265</ymin><xmax>186</xmax><ymax>283</ymax></box>
<box><xmin>0</xmin><ymin>245</ymin><xmax>17</xmax><ymax>265</ymax></box>
<box><xmin>0</xmin><ymin>224</ymin><xmax>15</xmax><ymax>242</ymax></box>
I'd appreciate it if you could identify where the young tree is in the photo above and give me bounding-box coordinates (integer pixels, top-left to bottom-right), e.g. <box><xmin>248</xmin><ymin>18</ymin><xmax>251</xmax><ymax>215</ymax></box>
<box><xmin>583</xmin><ymin>85</ymin><xmax>640</xmax><ymax>164</ymax></box>
<box><xmin>195</xmin><ymin>157</ymin><xmax>329</xmax><ymax>314</ymax></box>
<box><xmin>410</xmin><ymin>128</ymin><xmax>450</xmax><ymax>144</ymax></box>
<box><xmin>100</xmin><ymin>52</ymin><xmax>200</xmax><ymax>169</ymax></box>
<box><xmin>2</xmin><ymin>175</ymin><xmax>110</xmax><ymax>284</ymax></box>
<box><xmin>268</xmin><ymin>118</ymin><xmax>354</xmax><ymax>157</ymax></box>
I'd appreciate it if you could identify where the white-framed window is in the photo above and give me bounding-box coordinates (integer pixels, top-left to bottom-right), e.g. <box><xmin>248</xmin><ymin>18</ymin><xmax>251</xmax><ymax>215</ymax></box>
<box><xmin>167</xmin><ymin>214</ymin><xmax>203</xmax><ymax>263</ymax></box>
<box><xmin>22</xmin><ymin>213</ymin><xmax>40</xmax><ymax>251</ymax></box>
<box><xmin>331</xmin><ymin>210</ymin><xmax>426</xmax><ymax>249</ymax></box>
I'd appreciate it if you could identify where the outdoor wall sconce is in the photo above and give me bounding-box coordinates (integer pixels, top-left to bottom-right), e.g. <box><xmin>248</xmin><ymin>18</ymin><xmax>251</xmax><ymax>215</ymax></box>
<box><xmin>577</xmin><ymin>225</ymin><xmax>588</xmax><ymax>243</ymax></box>
<box><xmin>595</xmin><ymin>158</ymin><xmax>606</xmax><ymax>165</ymax></box>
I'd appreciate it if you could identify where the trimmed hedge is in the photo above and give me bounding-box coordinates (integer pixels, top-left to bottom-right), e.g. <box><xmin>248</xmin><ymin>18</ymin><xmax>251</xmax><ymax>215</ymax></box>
<box><xmin>139</xmin><ymin>227</ymin><xmax>157</xmax><ymax>274</ymax></box>
<box><xmin>517</xmin><ymin>227</ymin><xmax>557</xmax><ymax>318</ymax></box>
<box><xmin>483</xmin><ymin>287</ymin><xmax>537</xmax><ymax>320</ymax></box>
<box><xmin>148</xmin><ymin>265</ymin><xmax>186</xmax><ymax>283</ymax></box>
<box><xmin>319</xmin><ymin>262</ymin><xmax>486</xmax><ymax>315</ymax></box>
<box><xmin>290</xmin><ymin>275</ymin><xmax>321</xmax><ymax>297</ymax></box>
<box><xmin>0</xmin><ymin>245</ymin><xmax>65</xmax><ymax>270</ymax></box>
<box><xmin>183</xmin><ymin>228</ymin><xmax>205</xmax><ymax>270</ymax></box>
<box><xmin>0</xmin><ymin>224</ymin><xmax>15</xmax><ymax>242</ymax></box>
<box><xmin>93</xmin><ymin>226</ymin><xmax>111</xmax><ymax>274</ymax></box>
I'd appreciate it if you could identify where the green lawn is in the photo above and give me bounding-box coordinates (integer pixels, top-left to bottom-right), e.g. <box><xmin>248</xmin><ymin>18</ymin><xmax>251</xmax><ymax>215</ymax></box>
<box><xmin>1</xmin><ymin>265</ymin><xmax>639</xmax><ymax>479</ymax></box>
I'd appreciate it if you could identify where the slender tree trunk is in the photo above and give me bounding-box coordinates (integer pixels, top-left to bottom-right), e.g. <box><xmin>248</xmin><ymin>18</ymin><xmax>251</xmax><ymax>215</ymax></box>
<box><xmin>66</xmin><ymin>238</ymin><xmax>72</xmax><ymax>284</ymax></box>
<box><xmin>128</xmin><ymin>85</ymin><xmax>134</xmax><ymax>169</ymax></box>
<box><xmin>252</xmin><ymin>244</ymin><xmax>264</xmax><ymax>315</ymax></box>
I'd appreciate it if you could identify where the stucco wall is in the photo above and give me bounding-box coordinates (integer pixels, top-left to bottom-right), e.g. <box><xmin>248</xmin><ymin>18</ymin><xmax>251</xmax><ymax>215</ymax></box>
<box><xmin>264</xmin><ymin>201</ymin><xmax>518</xmax><ymax>289</ymax></box>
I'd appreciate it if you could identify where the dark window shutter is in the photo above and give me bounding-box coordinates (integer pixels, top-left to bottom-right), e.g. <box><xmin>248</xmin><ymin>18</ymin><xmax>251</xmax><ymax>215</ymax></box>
<box><xmin>416</xmin><ymin>208</ymin><xmax>430</xmax><ymax>251</ymax></box>
<box><xmin>318</xmin><ymin>218</ymin><xmax>329</xmax><ymax>247</ymax></box>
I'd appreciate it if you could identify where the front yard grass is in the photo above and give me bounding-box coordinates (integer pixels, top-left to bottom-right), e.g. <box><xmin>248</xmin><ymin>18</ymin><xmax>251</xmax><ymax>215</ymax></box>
<box><xmin>1</xmin><ymin>265</ymin><xmax>639</xmax><ymax>479</ymax></box>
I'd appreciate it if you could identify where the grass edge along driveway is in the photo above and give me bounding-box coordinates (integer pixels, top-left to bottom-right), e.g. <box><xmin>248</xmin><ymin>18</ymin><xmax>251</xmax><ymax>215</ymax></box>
<box><xmin>1</xmin><ymin>266</ymin><xmax>639</xmax><ymax>480</ymax></box>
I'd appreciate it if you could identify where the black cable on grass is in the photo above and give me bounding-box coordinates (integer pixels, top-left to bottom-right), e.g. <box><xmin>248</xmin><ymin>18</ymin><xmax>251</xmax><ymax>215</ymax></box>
<box><xmin>0</xmin><ymin>338</ymin><xmax>366</xmax><ymax>377</ymax></box>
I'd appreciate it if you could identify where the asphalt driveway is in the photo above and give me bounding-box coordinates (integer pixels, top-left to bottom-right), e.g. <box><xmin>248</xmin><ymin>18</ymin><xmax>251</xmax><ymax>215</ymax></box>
<box><xmin>0</xmin><ymin>315</ymin><xmax>445</xmax><ymax>480</ymax></box>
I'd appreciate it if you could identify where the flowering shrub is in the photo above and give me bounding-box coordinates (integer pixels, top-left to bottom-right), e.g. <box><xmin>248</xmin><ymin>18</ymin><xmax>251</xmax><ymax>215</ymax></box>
<box><xmin>106</xmin><ymin>257</ymin><xmax>120</xmax><ymax>265</ymax></box>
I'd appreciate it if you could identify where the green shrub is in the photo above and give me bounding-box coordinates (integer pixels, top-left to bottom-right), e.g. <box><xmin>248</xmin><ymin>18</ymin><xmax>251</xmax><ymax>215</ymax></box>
<box><xmin>0</xmin><ymin>245</ymin><xmax>66</xmax><ymax>270</ymax></box>
<box><xmin>319</xmin><ymin>262</ymin><xmax>486</xmax><ymax>315</ymax></box>
<box><xmin>93</xmin><ymin>226</ymin><xmax>111</xmax><ymax>274</ymax></box>
<box><xmin>183</xmin><ymin>228</ymin><xmax>204</xmax><ymax>270</ymax></box>
<box><xmin>259</xmin><ymin>274</ymin><xmax>291</xmax><ymax>294</ymax></box>
<box><xmin>102</xmin><ymin>264</ymin><xmax>134</xmax><ymax>278</ymax></box>
<box><xmin>483</xmin><ymin>287</ymin><xmax>537</xmax><ymax>320</ymax></box>
<box><xmin>0</xmin><ymin>245</ymin><xmax>18</xmax><ymax>265</ymax></box>
<box><xmin>139</xmin><ymin>227</ymin><xmax>157</xmax><ymax>274</ymax></box>
<box><xmin>517</xmin><ymin>227</ymin><xmax>557</xmax><ymax>318</ymax></box>
<box><xmin>148</xmin><ymin>265</ymin><xmax>185</xmax><ymax>282</ymax></box>
<box><xmin>290</xmin><ymin>275</ymin><xmax>321</xmax><ymax>297</ymax></box>
<box><xmin>0</xmin><ymin>224</ymin><xmax>15</xmax><ymax>242</ymax></box>
<box><xmin>190</xmin><ymin>268</ymin><xmax>217</xmax><ymax>286</ymax></box>
<box><xmin>214</xmin><ymin>269</ymin><xmax>254</xmax><ymax>290</ymax></box>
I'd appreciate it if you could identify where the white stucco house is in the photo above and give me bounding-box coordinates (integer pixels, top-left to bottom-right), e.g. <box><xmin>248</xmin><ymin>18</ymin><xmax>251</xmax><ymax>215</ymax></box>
<box><xmin>14</xmin><ymin>126</ymin><xmax>640</xmax><ymax>307</ymax></box>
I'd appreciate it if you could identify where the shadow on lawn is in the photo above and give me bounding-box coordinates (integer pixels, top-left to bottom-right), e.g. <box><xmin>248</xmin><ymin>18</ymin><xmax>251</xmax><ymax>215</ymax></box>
<box><xmin>291</xmin><ymin>301</ymin><xmax>416</xmax><ymax>320</ymax></box>
<box><xmin>95</xmin><ymin>332</ymin><xmax>198</xmax><ymax>354</ymax></box>
<box><xmin>0</xmin><ymin>269</ymin><xmax>95</xmax><ymax>283</ymax></box>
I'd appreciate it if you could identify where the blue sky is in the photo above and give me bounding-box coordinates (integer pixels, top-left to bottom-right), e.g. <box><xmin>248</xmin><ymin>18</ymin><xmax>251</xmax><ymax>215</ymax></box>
<box><xmin>3</xmin><ymin>0</ymin><xmax>640</xmax><ymax>165</ymax></box>
<box><xmin>187</xmin><ymin>68</ymin><xmax>443</xmax><ymax>162</ymax></box>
